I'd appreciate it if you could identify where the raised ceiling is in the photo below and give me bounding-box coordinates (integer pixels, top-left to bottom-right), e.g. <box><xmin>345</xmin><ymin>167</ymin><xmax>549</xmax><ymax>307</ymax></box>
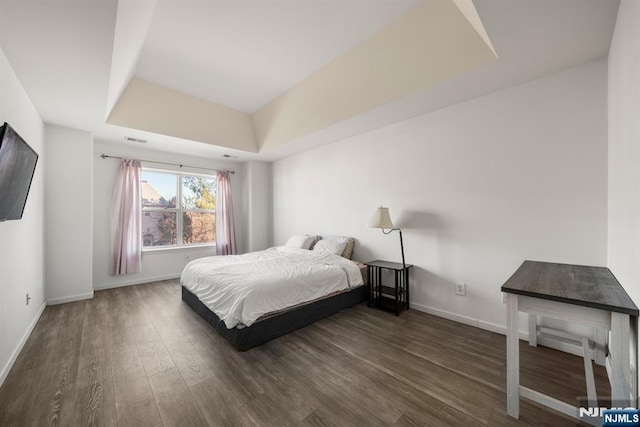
<box><xmin>136</xmin><ymin>0</ymin><xmax>424</xmax><ymax>113</ymax></box>
<box><xmin>107</xmin><ymin>0</ymin><xmax>498</xmax><ymax>154</ymax></box>
<box><xmin>0</xmin><ymin>0</ymin><xmax>620</xmax><ymax>161</ymax></box>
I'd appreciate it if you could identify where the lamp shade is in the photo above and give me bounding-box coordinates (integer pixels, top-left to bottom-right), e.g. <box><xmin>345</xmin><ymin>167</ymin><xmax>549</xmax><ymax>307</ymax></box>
<box><xmin>369</xmin><ymin>206</ymin><xmax>395</xmax><ymax>229</ymax></box>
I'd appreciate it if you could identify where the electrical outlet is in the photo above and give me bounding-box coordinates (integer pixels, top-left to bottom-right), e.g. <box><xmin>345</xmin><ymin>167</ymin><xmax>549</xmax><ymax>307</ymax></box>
<box><xmin>26</xmin><ymin>293</ymin><xmax>31</xmax><ymax>305</ymax></box>
<box><xmin>185</xmin><ymin>254</ymin><xmax>191</xmax><ymax>262</ymax></box>
<box><xmin>455</xmin><ymin>282</ymin><xmax>466</xmax><ymax>296</ymax></box>
<box><xmin>502</xmin><ymin>292</ymin><xmax>507</xmax><ymax>303</ymax></box>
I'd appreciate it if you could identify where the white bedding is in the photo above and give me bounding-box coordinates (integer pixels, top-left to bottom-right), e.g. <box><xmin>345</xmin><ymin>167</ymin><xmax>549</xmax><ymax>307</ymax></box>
<box><xmin>180</xmin><ymin>246</ymin><xmax>363</xmax><ymax>328</ymax></box>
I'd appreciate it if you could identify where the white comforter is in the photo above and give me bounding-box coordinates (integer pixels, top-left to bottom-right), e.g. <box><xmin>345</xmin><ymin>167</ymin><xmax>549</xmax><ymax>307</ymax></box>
<box><xmin>180</xmin><ymin>247</ymin><xmax>363</xmax><ymax>328</ymax></box>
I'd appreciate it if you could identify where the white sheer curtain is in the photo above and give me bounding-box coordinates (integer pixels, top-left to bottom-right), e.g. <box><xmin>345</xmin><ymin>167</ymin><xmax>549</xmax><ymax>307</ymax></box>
<box><xmin>216</xmin><ymin>171</ymin><xmax>237</xmax><ymax>255</ymax></box>
<box><xmin>111</xmin><ymin>159</ymin><xmax>142</xmax><ymax>274</ymax></box>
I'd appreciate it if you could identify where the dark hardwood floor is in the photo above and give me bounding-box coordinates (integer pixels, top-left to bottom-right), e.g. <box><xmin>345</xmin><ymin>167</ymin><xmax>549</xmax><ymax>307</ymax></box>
<box><xmin>0</xmin><ymin>279</ymin><xmax>608</xmax><ymax>426</ymax></box>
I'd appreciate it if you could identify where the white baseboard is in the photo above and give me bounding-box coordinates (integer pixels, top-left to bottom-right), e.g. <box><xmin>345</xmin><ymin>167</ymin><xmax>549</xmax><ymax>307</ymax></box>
<box><xmin>47</xmin><ymin>291</ymin><xmax>94</xmax><ymax>306</ymax></box>
<box><xmin>478</xmin><ymin>319</ymin><xmax>509</xmax><ymax>335</ymax></box>
<box><xmin>411</xmin><ymin>301</ymin><xmax>479</xmax><ymax>328</ymax></box>
<box><xmin>410</xmin><ymin>302</ymin><xmax>584</xmax><ymax>354</ymax></box>
<box><xmin>0</xmin><ymin>301</ymin><xmax>46</xmax><ymax>387</ymax></box>
<box><xmin>93</xmin><ymin>274</ymin><xmax>180</xmax><ymax>291</ymax></box>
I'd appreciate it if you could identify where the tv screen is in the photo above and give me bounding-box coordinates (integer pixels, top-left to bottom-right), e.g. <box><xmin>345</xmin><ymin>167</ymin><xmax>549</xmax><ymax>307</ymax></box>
<box><xmin>0</xmin><ymin>122</ymin><xmax>39</xmax><ymax>221</ymax></box>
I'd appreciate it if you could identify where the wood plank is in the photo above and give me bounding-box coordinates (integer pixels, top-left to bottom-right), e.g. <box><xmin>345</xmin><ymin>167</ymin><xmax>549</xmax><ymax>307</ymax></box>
<box><xmin>112</xmin><ymin>371</ymin><xmax>162</xmax><ymax>427</ymax></box>
<box><xmin>109</xmin><ymin>342</ymin><xmax>146</xmax><ymax>380</ymax></box>
<box><xmin>137</xmin><ymin>339</ymin><xmax>175</xmax><ymax>377</ymax></box>
<box><xmin>162</xmin><ymin>340</ymin><xmax>215</xmax><ymax>387</ymax></box>
<box><xmin>147</xmin><ymin>367</ymin><xmax>207</xmax><ymax>426</ymax></box>
<box><xmin>300</xmin><ymin>403</ymin><xmax>388</xmax><ymax>427</ymax></box>
<box><xmin>240</xmin><ymin>393</ymin><xmax>300</xmax><ymax>426</ymax></box>
<box><xmin>109</xmin><ymin>332</ymin><xmax>162</xmax><ymax>426</ymax></box>
<box><xmin>253</xmin><ymin>354</ymin><xmax>325</xmax><ymax>422</ymax></box>
<box><xmin>394</xmin><ymin>405</ymin><xmax>479</xmax><ymax>427</ymax></box>
<box><xmin>27</xmin><ymin>360</ymin><xmax>75</xmax><ymax>426</ymax></box>
<box><xmin>189</xmin><ymin>376</ymin><xmax>259</xmax><ymax>426</ymax></box>
<box><xmin>75</xmin><ymin>328</ymin><xmax>112</xmax><ymax>390</ymax></box>
<box><xmin>59</xmin><ymin>378</ymin><xmax>117</xmax><ymax>427</ymax></box>
<box><xmin>0</xmin><ymin>390</ymin><xmax>39</xmax><ymax>425</ymax></box>
<box><xmin>488</xmin><ymin>399</ymin><xmax>579</xmax><ymax>427</ymax></box>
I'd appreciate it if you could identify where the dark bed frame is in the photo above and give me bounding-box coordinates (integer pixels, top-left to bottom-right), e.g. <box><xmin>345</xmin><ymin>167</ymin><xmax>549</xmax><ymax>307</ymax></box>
<box><xmin>182</xmin><ymin>285</ymin><xmax>367</xmax><ymax>351</ymax></box>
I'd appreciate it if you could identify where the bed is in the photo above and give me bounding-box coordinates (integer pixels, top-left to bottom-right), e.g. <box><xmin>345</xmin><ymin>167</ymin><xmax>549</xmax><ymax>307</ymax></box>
<box><xmin>180</xmin><ymin>238</ymin><xmax>367</xmax><ymax>351</ymax></box>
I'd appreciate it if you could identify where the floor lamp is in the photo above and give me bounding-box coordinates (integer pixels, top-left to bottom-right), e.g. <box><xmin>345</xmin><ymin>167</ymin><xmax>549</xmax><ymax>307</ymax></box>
<box><xmin>368</xmin><ymin>206</ymin><xmax>406</xmax><ymax>269</ymax></box>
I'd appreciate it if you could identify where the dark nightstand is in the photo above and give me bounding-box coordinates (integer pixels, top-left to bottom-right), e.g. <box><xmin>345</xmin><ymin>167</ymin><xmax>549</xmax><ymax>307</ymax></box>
<box><xmin>365</xmin><ymin>260</ymin><xmax>413</xmax><ymax>315</ymax></box>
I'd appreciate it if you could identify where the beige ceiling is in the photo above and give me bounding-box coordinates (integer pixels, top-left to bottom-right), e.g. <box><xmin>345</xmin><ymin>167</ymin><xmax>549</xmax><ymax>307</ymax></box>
<box><xmin>135</xmin><ymin>0</ymin><xmax>425</xmax><ymax>113</ymax></box>
<box><xmin>0</xmin><ymin>0</ymin><xmax>620</xmax><ymax>161</ymax></box>
<box><xmin>107</xmin><ymin>0</ymin><xmax>497</xmax><ymax>154</ymax></box>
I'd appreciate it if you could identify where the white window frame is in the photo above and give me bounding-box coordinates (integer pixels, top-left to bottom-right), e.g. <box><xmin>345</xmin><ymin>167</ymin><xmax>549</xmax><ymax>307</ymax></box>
<box><xmin>141</xmin><ymin>167</ymin><xmax>217</xmax><ymax>251</ymax></box>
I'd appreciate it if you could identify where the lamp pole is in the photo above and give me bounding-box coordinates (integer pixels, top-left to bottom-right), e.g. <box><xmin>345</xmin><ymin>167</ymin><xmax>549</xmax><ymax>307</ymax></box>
<box><xmin>382</xmin><ymin>227</ymin><xmax>406</xmax><ymax>269</ymax></box>
<box><xmin>398</xmin><ymin>228</ymin><xmax>406</xmax><ymax>270</ymax></box>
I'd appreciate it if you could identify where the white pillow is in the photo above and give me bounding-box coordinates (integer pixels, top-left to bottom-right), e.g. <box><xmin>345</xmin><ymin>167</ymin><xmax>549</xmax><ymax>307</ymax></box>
<box><xmin>320</xmin><ymin>235</ymin><xmax>354</xmax><ymax>259</ymax></box>
<box><xmin>285</xmin><ymin>235</ymin><xmax>316</xmax><ymax>250</ymax></box>
<box><xmin>313</xmin><ymin>239</ymin><xmax>347</xmax><ymax>255</ymax></box>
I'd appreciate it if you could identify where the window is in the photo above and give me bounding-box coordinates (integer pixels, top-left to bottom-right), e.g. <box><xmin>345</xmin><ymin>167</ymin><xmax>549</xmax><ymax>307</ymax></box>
<box><xmin>141</xmin><ymin>169</ymin><xmax>216</xmax><ymax>249</ymax></box>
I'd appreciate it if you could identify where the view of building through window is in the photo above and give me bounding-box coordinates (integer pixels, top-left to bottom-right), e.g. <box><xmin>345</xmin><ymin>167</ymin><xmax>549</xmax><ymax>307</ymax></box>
<box><xmin>141</xmin><ymin>170</ymin><xmax>216</xmax><ymax>248</ymax></box>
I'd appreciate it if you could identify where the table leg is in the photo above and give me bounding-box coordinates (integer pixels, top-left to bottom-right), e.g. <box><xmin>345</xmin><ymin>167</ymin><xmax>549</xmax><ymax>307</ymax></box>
<box><xmin>375</xmin><ymin>267</ymin><xmax>382</xmax><ymax>304</ymax></box>
<box><xmin>367</xmin><ymin>266</ymin><xmax>372</xmax><ymax>307</ymax></box>
<box><xmin>594</xmin><ymin>328</ymin><xmax>607</xmax><ymax>366</ymax></box>
<box><xmin>610</xmin><ymin>312</ymin><xmax>631</xmax><ymax>407</ymax></box>
<box><xmin>582</xmin><ymin>337</ymin><xmax>598</xmax><ymax>408</ymax></box>
<box><xmin>405</xmin><ymin>267</ymin><xmax>410</xmax><ymax>310</ymax></box>
<box><xmin>395</xmin><ymin>270</ymin><xmax>399</xmax><ymax>315</ymax></box>
<box><xmin>507</xmin><ymin>293</ymin><xmax>520</xmax><ymax>418</ymax></box>
<box><xmin>528</xmin><ymin>314</ymin><xmax>537</xmax><ymax>347</ymax></box>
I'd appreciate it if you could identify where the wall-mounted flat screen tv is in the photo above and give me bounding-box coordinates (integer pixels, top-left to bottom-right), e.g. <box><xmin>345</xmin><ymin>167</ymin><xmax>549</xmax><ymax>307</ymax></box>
<box><xmin>0</xmin><ymin>122</ymin><xmax>39</xmax><ymax>221</ymax></box>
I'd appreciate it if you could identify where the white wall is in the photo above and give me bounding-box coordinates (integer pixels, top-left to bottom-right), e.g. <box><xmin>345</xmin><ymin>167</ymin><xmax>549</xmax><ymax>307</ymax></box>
<box><xmin>607</xmin><ymin>0</ymin><xmax>640</xmax><ymax>404</ymax></box>
<box><xmin>272</xmin><ymin>60</ymin><xmax>608</xmax><ymax>332</ymax></box>
<box><xmin>0</xmin><ymin>48</ymin><xmax>45</xmax><ymax>385</ymax></box>
<box><xmin>93</xmin><ymin>140</ymin><xmax>245</xmax><ymax>289</ymax></box>
<box><xmin>242</xmin><ymin>160</ymin><xmax>272</xmax><ymax>252</ymax></box>
<box><xmin>45</xmin><ymin>125</ymin><xmax>94</xmax><ymax>304</ymax></box>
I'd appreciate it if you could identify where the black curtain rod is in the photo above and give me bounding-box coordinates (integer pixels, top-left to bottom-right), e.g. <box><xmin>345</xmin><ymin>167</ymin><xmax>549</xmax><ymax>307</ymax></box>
<box><xmin>99</xmin><ymin>154</ymin><xmax>235</xmax><ymax>174</ymax></box>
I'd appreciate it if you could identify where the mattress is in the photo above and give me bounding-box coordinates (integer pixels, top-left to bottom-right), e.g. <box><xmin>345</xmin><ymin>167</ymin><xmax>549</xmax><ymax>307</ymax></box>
<box><xmin>180</xmin><ymin>246</ymin><xmax>364</xmax><ymax>328</ymax></box>
<box><xmin>181</xmin><ymin>283</ymin><xmax>367</xmax><ymax>351</ymax></box>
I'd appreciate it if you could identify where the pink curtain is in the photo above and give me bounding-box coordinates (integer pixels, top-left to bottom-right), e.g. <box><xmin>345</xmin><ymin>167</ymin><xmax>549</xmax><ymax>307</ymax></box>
<box><xmin>111</xmin><ymin>159</ymin><xmax>142</xmax><ymax>274</ymax></box>
<box><xmin>216</xmin><ymin>171</ymin><xmax>237</xmax><ymax>255</ymax></box>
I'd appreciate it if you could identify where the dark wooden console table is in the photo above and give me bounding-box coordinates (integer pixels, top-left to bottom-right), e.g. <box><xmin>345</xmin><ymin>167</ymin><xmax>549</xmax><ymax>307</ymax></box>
<box><xmin>365</xmin><ymin>260</ymin><xmax>413</xmax><ymax>315</ymax></box>
<box><xmin>501</xmin><ymin>260</ymin><xmax>638</xmax><ymax>423</ymax></box>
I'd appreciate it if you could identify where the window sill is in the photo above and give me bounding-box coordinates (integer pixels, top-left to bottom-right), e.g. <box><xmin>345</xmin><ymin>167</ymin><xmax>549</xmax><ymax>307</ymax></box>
<box><xmin>142</xmin><ymin>244</ymin><xmax>216</xmax><ymax>254</ymax></box>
